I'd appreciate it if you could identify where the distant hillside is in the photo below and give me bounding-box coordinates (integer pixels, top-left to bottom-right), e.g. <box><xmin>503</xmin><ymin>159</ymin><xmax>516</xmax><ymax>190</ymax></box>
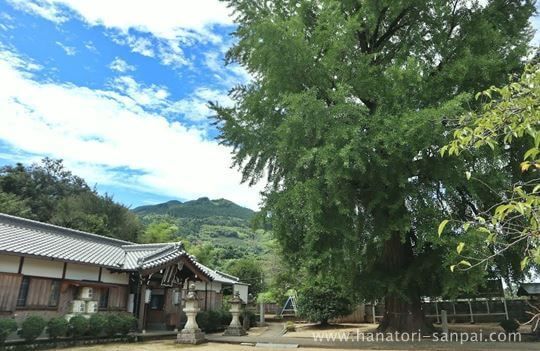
<box><xmin>133</xmin><ymin>197</ymin><xmax>254</xmax><ymax>220</ymax></box>
<box><xmin>133</xmin><ymin>197</ymin><xmax>273</xmax><ymax>270</ymax></box>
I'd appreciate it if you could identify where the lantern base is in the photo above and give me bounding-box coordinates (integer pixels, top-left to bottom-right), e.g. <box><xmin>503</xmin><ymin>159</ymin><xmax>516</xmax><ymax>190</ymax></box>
<box><xmin>224</xmin><ymin>325</ymin><xmax>247</xmax><ymax>336</ymax></box>
<box><xmin>177</xmin><ymin>329</ymin><xmax>206</xmax><ymax>344</ymax></box>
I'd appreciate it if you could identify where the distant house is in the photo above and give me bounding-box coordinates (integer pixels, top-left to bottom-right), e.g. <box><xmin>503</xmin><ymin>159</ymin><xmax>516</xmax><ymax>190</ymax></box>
<box><xmin>517</xmin><ymin>283</ymin><xmax>540</xmax><ymax>300</ymax></box>
<box><xmin>0</xmin><ymin>213</ymin><xmax>248</xmax><ymax>331</ymax></box>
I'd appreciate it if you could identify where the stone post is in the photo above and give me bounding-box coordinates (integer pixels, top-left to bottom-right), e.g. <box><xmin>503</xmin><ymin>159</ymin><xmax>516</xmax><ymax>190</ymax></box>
<box><xmin>441</xmin><ymin>310</ymin><xmax>449</xmax><ymax>336</ymax></box>
<box><xmin>224</xmin><ymin>291</ymin><xmax>247</xmax><ymax>336</ymax></box>
<box><xmin>177</xmin><ymin>283</ymin><xmax>205</xmax><ymax>344</ymax></box>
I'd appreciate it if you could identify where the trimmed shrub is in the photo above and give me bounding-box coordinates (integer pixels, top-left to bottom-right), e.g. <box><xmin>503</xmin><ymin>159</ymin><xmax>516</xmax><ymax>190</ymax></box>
<box><xmin>47</xmin><ymin>317</ymin><xmax>68</xmax><ymax>340</ymax></box>
<box><xmin>106</xmin><ymin>313</ymin><xmax>136</xmax><ymax>336</ymax></box>
<box><xmin>219</xmin><ymin>310</ymin><xmax>232</xmax><ymax>326</ymax></box>
<box><xmin>197</xmin><ymin>310</ymin><xmax>229</xmax><ymax>332</ymax></box>
<box><xmin>69</xmin><ymin>315</ymin><xmax>89</xmax><ymax>338</ymax></box>
<box><xmin>18</xmin><ymin>315</ymin><xmax>46</xmax><ymax>342</ymax></box>
<box><xmin>240</xmin><ymin>310</ymin><xmax>257</xmax><ymax>329</ymax></box>
<box><xmin>88</xmin><ymin>314</ymin><xmax>108</xmax><ymax>337</ymax></box>
<box><xmin>296</xmin><ymin>280</ymin><xmax>352</xmax><ymax>325</ymax></box>
<box><xmin>0</xmin><ymin>318</ymin><xmax>17</xmax><ymax>345</ymax></box>
<box><xmin>118</xmin><ymin>314</ymin><xmax>136</xmax><ymax>336</ymax></box>
<box><xmin>500</xmin><ymin>319</ymin><xmax>520</xmax><ymax>333</ymax></box>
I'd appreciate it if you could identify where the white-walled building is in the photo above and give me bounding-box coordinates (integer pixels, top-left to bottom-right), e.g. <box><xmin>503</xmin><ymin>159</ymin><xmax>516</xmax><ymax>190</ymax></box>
<box><xmin>0</xmin><ymin>213</ymin><xmax>249</xmax><ymax>330</ymax></box>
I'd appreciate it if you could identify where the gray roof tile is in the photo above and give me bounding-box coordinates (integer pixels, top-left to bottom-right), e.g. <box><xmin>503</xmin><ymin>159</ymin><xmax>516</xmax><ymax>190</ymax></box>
<box><xmin>0</xmin><ymin>213</ymin><xmax>243</xmax><ymax>284</ymax></box>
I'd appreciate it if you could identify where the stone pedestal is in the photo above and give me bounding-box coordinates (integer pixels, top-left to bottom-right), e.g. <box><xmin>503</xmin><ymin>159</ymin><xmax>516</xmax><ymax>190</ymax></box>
<box><xmin>177</xmin><ymin>283</ymin><xmax>206</xmax><ymax>344</ymax></box>
<box><xmin>224</xmin><ymin>291</ymin><xmax>247</xmax><ymax>336</ymax></box>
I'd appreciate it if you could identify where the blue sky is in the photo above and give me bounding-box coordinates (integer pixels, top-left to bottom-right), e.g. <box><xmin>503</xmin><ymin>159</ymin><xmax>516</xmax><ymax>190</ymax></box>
<box><xmin>0</xmin><ymin>0</ymin><xmax>538</xmax><ymax>210</ymax></box>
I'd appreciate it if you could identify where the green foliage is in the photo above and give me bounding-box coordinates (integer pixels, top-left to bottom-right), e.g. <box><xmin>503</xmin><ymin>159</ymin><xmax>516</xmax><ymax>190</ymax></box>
<box><xmin>134</xmin><ymin>197</ymin><xmax>254</xmax><ymax>220</ymax></box>
<box><xmin>296</xmin><ymin>280</ymin><xmax>352</xmax><ymax>325</ymax></box>
<box><xmin>87</xmin><ymin>314</ymin><xmax>108</xmax><ymax>337</ymax></box>
<box><xmin>0</xmin><ymin>158</ymin><xmax>142</xmax><ymax>242</ymax></box>
<box><xmin>225</xmin><ymin>257</ymin><xmax>265</xmax><ymax>296</ymax></box>
<box><xmin>213</xmin><ymin>0</ymin><xmax>535</xmax><ymax>330</ymax></box>
<box><xmin>0</xmin><ymin>191</ymin><xmax>30</xmax><ymax>216</ymax></box>
<box><xmin>138</xmin><ymin>220</ymin><xmax>178</xmax><ymax>243</ymax></box>
<box><xmin>500</xmin><ymin>319</ymin><xmax>520</xmax><ymax>333</ymax></box>
<box><xmin>47</xmin><ymin>317</ymin><xmax>68</xmax><ymax>340</ymax></box>
<box><xmin>240</xmin><ymin>309</ymin><xmax>257</xmax><ymax>329</ymax></box>
<box><xmin>106</xmin><ymin>313</ymin><xmax>136</xmax><ymax>336</ymax></box>
<box><xmin>68</xmin><ymin>315</ymin><xmax>89</xmax><ymax>339</ymax></box>
<box><xmin>196</xmin><ymin>310</ymin><xmax>231</xmax><ymax>332</ymax></box>
<box><xmin>137</xmin><ymin>200</ymin><xmax>276</xmax><ymax>276</ymax></box>
<box><xmin>18</xmin><ymin>315</ymin><xmax>46</xmax><ymax>342</ymax></box>
<box><xmin>0</xmin><ymin>318</ymin><xmax>17</xmax><ymax>345</ymax></box>
<box><xmin>443</xmin><ymin>65</ymin><xmax>539</xmax><ymax>273</ymax></box>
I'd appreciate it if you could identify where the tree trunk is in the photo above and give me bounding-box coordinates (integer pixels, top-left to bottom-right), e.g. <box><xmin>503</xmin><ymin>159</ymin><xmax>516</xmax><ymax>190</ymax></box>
<box><xmin>377</xmin><ymin>231</ymin><xmax>433</xmax><ymax>334</ymax></box>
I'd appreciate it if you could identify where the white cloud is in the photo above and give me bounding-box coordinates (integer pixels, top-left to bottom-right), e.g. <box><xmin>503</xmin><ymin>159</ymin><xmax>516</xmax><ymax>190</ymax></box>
<box><xmin>167</xmin><ymin>87</ymin><xmax>233</xmax><ymax>122</ymax></box>
<box><xmin>55</xmin><ymin>41</ymin><xmax>76</xmax><ymax>56</ymax></box>
<box><xmin>0</xmin><ymin>48</ymin><xmax>262</xmax><ymax>209</ymax></box>
<box><xmin>109</xmin><ymin>57</ymin><xmax>135</xmax><ymax>73</ymax></box>
<box><xmin>6</xmin><ymin>0</ymin><xmax>68</xmax><ymax>23</ymax></box>
<box><xmin>7</xmin><ymin>0</ymin><xmax>231</xmax><ymax>68</ymax></box>
<box><xmin>7</xmin><ymin>0</ymin><xmax>233</xmax><ymax>35</ymax></box>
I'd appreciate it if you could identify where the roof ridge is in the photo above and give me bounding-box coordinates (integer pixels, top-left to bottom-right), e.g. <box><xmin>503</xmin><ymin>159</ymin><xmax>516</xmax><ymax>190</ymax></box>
<box><xmin>137</xmin><ymin>242</ymin><xmax>183</xmax><ymax>264</ymax></box>
<box><xmin>0</xmin><ymin>212</ymin><xmax>133</xmax><ymax>246</ymax></box>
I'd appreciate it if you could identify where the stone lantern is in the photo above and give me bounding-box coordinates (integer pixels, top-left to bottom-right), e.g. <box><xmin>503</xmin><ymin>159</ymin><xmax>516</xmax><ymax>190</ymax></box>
<box><xmin>177</xmin><ymin>282</ymin><xmax>206</xmax><ymax>344</ymax></box>
<box><xmin>224</xmin><ymin>291</ymin><xmax>247</xmax><ymax>336</ymax></box>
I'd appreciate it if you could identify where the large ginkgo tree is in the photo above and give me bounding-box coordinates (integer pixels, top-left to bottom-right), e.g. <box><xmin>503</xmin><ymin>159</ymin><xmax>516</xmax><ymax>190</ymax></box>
<box><xmin>212</xmin><ymin>0</ymin><xmax>535</xmax><ymax>332</ymax></box>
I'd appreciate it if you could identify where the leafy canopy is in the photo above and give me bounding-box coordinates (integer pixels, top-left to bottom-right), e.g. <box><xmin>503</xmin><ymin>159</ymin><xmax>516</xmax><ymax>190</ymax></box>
<box><xmin>213</xmin><ymin>0</ymin><xmax>535</xmax><ymax>309</ymax></box>
<box><xmin>442</xmin><ymin>65</ymin><xmax>539</xmax><ymax>273</ymax></box>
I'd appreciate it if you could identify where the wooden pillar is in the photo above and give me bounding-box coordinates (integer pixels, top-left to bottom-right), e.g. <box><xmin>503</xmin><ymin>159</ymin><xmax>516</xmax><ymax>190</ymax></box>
<box><xmin>138</xmin><ymin>281</ymin><xmax>147</xmax><ymax>332</ymax></box>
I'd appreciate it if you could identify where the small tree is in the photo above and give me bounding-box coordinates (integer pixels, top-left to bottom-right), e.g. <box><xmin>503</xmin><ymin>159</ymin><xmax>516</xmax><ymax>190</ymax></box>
<box><xmin>18</xmin><ymin>315</ymin><xmax>46</xmax><ymax>342</ymax></box>
<box><xmin>87</xmin><ymin>314</ymin><xmax>108</xmax><ymax>337</ymax></box>
<box><xmin>68</xmin><ymin>315</ymin><xmax>89</xmax><ymax>339</ymax></box>
<box><xmin>296</xmin><ymin>280</ymin><xmax>352</xmax><ymax>326</ymax></box>
<box><xmin>0</xmin><ymin>318</ymin><xmax>17</xmax><ymax>345</ymax></box>
<box><xmin>47</xmin><ymin>317</ymin><xmax>68</xmax><ymax>340</ymax></box>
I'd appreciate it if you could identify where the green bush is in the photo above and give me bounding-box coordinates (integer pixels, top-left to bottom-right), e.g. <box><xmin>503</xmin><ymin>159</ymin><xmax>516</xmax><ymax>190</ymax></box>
<box><xmin>296</xmin><ymin>280</ymin><xmax>352</xmax><ymax>326</ymax></box>
<box><xmin>240</xmin><ymin>310</ymin><xmax>257</xmax><ymax>329</ymax></box>
<box><xmin>500</xmin><ymin>319</ymin><xmax>520</xmax><ymax>333</ymax></box>
<box><xmin>219</xmin><ymin>310</ymin><xmax>232</xmax><ymax>326</ymax></box>
<box><xmin>197</xmin><ymin>310</ymin><xmax>230</xmax><ymax>332</ymax></box>
<box><xmin>0</xmin><ymin>318</ymin><xmax>17</xmax><ymax>345</ymax></box>
<box><xmin>106</xmin><ymin>313</ymin><xmax>136</xmax><ymax>336</ymax></box>
<box><xmin>47</xmin><ymin>317</ymin><xmax>68</xmax><ymax>340</ymax></box>
<box><xmin>18</xmin><ymin>315</ymin><xmax>46</xmax><ymax>342</ymax></box>
<box><xmin>88</xmin><ymin>314</ymin><xmax>108</xmax><ymax>337</ymax></box>
<box><xmin>69</xmin><ymin>315</ymin><xmax>89</xmax><ymax>338</ymax></box>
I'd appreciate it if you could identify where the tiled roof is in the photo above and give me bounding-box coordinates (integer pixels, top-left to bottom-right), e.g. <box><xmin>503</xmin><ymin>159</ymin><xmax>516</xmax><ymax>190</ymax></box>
<box><xmin>0</xmin><ymin>213</ymin><xmax>243</xmax><ymax>285</ymax></box>
<box><xmin>517</xmin><ymin>283</ymin><xmax>540</xmax><ymax>296</ymax></box>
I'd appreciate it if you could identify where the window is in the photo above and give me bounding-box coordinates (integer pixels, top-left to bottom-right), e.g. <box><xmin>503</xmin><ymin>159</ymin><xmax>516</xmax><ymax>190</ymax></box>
<box><xmin>16</xmin><ymin>277</ymin><xmax>30</xmax><ymax>307</ymax></box>
<box><xmin>99</xmin><ymin>288</ymin><xmax>109</xmax><ymax>309</ymax></box>
<box><xmin>48</xmin><ymin>280</ymin><xmax>60</xmax><ymax>307</ymax></box>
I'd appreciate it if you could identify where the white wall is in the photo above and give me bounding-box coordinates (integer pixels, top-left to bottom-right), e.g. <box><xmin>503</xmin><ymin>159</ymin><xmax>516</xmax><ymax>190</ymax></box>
<box><xmin>65</xmin><ymin>263</ymin><xmax>99</xmax><ymax>281</ymax></box>
<box><xmin>234</xmin><ymin>284</ymin><xmax>249</xmax><ymax>303</ymax></box>
<box><xmin>21</xmin><ymin>257</ymin><xmax>63</xmax><ymax>278</ymax></box>
<box><xmin>0</xmin><ymin>255</ymin><xmax>20</xmax><ymax>273</ymax></box>
<box><xmin>100</xmin><ymin>269</ymin><xmax>129</xmax><ymax>285</ymax></box>
<box><xmin>194</xmin><ymin>281</ymin><xmax>222</xmax><ymax>293</ymax></box>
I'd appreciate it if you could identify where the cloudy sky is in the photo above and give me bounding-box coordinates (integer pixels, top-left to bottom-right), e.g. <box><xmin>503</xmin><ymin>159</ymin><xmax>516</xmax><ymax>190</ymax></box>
<box><xmin>0</xmin><ymin>1</ymin><xmax>538</xmax><ymax>210</ymax></box>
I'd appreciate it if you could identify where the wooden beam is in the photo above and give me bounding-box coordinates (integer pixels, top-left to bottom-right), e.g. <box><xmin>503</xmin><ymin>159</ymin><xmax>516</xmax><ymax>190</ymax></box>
<box><xmin>138</xmin><ymin>281</ymin><xmax>147</xmax><ymax>331</ymax></box>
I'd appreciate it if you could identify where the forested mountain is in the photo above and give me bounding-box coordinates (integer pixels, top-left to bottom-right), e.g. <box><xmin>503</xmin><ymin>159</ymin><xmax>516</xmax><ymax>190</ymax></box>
<box><xmin>133</xmin><ymin>197</ymin><xmax>274</xmax><ymax>272</ymax></box>
<box><xmin>133</xmin><ymin>197</ymin><xmax>254</xmax><ymax>220</ymax></box>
